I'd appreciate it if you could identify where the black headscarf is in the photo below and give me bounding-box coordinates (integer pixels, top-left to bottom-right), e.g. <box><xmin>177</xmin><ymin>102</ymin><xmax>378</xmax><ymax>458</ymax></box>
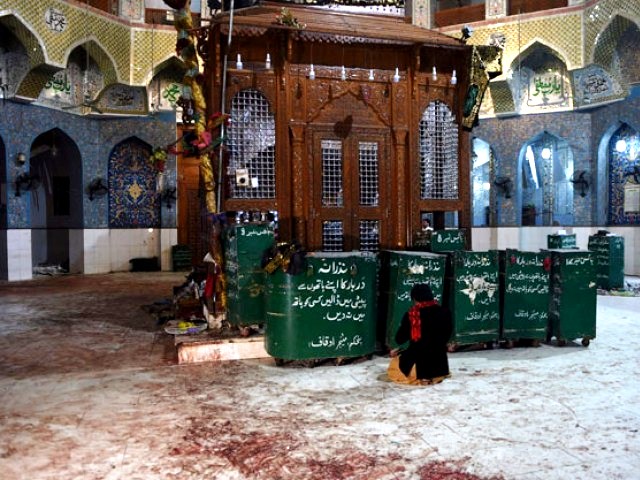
<box><xmin>410</xmin><ymin>283</ymin><xmax>434</xmax><ymax>302</ymax></box>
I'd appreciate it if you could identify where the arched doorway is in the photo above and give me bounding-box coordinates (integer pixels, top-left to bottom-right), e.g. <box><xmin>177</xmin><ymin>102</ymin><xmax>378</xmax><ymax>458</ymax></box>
<box><xmin>471</xmin><ymin>138</ymin><xmax>497</xmax><ymax>227</ymax></box>
<box><xmin>607</xmin><ymin>123</ymin><xmax>640</xmax><ymax>225</ymax></box>
<box><xmin>29</xmin><ymin>128</ymin><xmax>83</xmax><ymax>273</ymax></box>
<box><xmin>519</xmin><ymin>132</ymin><xmax>574</xmax><ymax>226</ymax></box>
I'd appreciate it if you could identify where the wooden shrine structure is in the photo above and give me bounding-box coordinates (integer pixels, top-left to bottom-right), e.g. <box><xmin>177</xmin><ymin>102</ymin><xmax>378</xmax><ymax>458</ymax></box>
<box><xmin>203</xmin><ymin>3</ymin><xmax>474</xmax><ymax>251</ymax></box>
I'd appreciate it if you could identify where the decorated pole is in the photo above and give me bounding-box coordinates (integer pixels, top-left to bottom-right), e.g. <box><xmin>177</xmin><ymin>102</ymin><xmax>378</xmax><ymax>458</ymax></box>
<box><xmin>163</xmin><ymin>0</ymin><xmax>216</xmax><ymax>213</ymax></box>
<box><xmin>162</xmin><ymin>0</ymin><xmax>229</xmax><ymax>318</ymax></box>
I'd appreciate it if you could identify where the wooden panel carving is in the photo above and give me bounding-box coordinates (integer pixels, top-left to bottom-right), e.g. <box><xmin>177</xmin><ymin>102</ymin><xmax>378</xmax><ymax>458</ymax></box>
<box><xmin>289</xmin><ymin>122</ymin><xmax>307</xmax><ymax>244</ymax></box>
<box><xmin>392</xmin><ymin>83</ymin><xmax>409</xmax><ymax>128</ymax></box>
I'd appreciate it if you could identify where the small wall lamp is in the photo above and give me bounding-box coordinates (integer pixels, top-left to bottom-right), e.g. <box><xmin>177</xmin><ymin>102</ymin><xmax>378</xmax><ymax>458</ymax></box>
<box><xmin>87</xmin><ymin>178</ymin><xmax>109</xmax><ymax>201</ymax></box>
<box><xmin>161</xmin><ymin>186</ymin><xmax>177</xmax><ymax>209</ymax></box>
<box><xmin>16</xmin><ymin>152</ymin><xmax>27</xmax><ymax>165</ymax></box>
<box><xmin>15</xmin><ymin>172</ymin><xmax>40</xmax><ymax>197</ymax></box>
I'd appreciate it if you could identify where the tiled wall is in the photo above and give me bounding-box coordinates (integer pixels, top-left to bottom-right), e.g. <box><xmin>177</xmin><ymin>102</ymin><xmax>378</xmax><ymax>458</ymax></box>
<box><xmin>473</xmin><ymin>94</ymin><xmax>640</xmax><ymax>227</ymax></box>
<box><xmin>0</xmin><ymin>0</ymin><xmax>177</xmax><ymax>88</ymax></box>
<box><xmin>472</xmin><ymin>108</ymin><xmax>594</xmax><ymax>225</ymax></box>
<box><xmin>0</xmin><ymin>102</ymin><xmax>178</xmax><ymax>280</ymax></box>
<box><xmin>0</xmin><ymin>102</ymin><xmax>176</xmax><ymax>229</ymax></box>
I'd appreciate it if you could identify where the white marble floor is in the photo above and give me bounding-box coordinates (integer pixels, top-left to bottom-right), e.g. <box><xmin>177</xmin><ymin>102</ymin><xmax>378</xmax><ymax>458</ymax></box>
<box><xmin>0</xmin><ymin>273</ymin><xmax>639</xmax><ymax>480</ymax></box>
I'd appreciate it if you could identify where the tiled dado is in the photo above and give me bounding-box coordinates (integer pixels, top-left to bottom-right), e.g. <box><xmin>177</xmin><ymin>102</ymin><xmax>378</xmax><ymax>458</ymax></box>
<box><xmin>2</xmin><ymin>229</ymin><xmax>33</xmax><ymax>281</ymax></box>
<box><xmin>0</xmin><ymin>228</ymin><xmax>176</xmax><ymax>280</ymax></box>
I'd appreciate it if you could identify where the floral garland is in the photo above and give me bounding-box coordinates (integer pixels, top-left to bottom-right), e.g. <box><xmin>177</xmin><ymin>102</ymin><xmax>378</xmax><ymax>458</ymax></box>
<box><xmin>275</xmin><ymin>7</ymin><xmax>306</xmax><ymax>30</ymax></box>
<box><xmin>162</xmin><ymin>0</ymin><xmax>229</xmax><ymax>313</ymax></box>
<box><xmin>149</xmin><ymin>147</ymin><xmax>168</xmax><ymax>173</ymax></box>
<box><xmin>150</xmin><ymin>112</ymin><xmax>229</xmax><ymax>165</ymax></box>
<box><xmin>162</xmin><ymin>0</ymin><xmax>215</xmax><ymax>212</ymax></box>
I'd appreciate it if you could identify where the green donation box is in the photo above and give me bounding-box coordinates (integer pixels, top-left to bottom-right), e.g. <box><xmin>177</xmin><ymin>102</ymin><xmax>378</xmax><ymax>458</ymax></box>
<box><xmin>548</xmin><ymin>249</ymin><xmax>597</xmax><ymax>346</ymax></box>
<box><xmin>588</xmin><ymin>233</ymin><xmax>625</xmax><ymax>290</ymax></box>
<box><xmin>499</xmin><ymin>249</ymin><xmax>550</xmax><ymax>345</ymax></box>
<box><xmin>547</xmin><ymin>233</ymin><xmax>577</xmax><ymax>249</ymax></box>
<box><xmin>446</xmin><ymin>251</ymin><xmax>500</xmax><ymax>348</ymax></box>
<box><xmin>412</xmin><ymin>229</ymin><xmax>465</xmax><ymax>252</ymax></box>
<box><xmin>264</xmin><ymin>252</ymin><xmax>378</xmax><ymax>361</ymax></box>
<box><xmin>379</xmin><ymin>250</ymin><xmax>447</xmax><ymax>350</ymax></box>
<box><xmin>171</xmin><ymin>244</ymin><xmax>192</xmax><ymax>271</ymax></box>
<box><xmin>224</xmin><ymin>223</ymin><xmax>275</xmax><ymax>327</ymax></box>
<box><xmin>431</xmin><ymin>229</ymin><xmax>466</xmax><ymax>253</ymax></box>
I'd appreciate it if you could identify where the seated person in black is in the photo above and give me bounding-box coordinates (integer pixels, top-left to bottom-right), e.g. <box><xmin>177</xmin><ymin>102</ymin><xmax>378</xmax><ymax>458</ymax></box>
<box><xmin>387</xmin><ymin>283</ymin><xmax>453</xmax><ymax>385</ymax></box>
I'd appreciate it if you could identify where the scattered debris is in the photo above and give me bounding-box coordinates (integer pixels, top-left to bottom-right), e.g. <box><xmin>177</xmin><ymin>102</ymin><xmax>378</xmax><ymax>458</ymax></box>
<box><xmin>164</xmin><ymin>319</ymin><xmax>208</xmax><ymax>335</ymax></box>
<box><xmin>33</xmin><ymin>264</ymin><xmax>67</xmax><ymax>276</ymax></box>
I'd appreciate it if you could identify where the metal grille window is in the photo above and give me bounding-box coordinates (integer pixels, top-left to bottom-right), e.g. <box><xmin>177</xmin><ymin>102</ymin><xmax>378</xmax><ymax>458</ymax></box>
<box><xmin>321</xmin><ymin>140</ymin><xmax>343</xmax><ymax>207</ymax></box>
<box><xmin>359</xmin><ymin>142</ymin><xmax>379</xmax><ymax>206</ymax></box>
<box><xmin>419</xmin><ymin>101</ymin><xmax>459</xmax><ymax>199</ymax></box>
<box><xmin>359</xmin><ymin>220</ymin><xmax>379</xmax><ymax>252</ymax></box>
<box><xmin>227</xmin><ymin>89</ymin><xmax>276</xmax><ymax>198</ymax></box>
<box><xmin>322</xmin><ymin>220</ymin><xmax>344</xmax><ymax>251</ymax></box>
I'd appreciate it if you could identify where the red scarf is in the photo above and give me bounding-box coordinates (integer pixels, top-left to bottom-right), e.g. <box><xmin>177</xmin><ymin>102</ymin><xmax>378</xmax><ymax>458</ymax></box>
<box><xmin>409</xmin><ymin>300</ymin><xmax>438</xmax><ymax>341</ymax></box>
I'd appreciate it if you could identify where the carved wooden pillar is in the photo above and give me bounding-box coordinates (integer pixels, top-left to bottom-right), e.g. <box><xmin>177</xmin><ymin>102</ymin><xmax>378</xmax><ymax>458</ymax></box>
<box><xmin>458</xmin><ymin>128</ymin><xmax>472</xmax><ymax>249</ymax></box>
<box><xmin>289</xmin><ymin>122</ymin><xmax>306</xmax><ymax>246</ymax></box>
<box><xmin>392</xmin><ymin>128</ymin><xmax>408</xmax><ymax>248</ymax></box>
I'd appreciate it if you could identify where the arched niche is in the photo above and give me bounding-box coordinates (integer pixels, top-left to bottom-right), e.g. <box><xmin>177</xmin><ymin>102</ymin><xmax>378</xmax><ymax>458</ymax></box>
<box><xmin>108</xmin><ymin>137</ymin><xmax>159</xmax><ymax>228</ymax></box>
<box><xmin>471</xmin><ymin>137</ymin><xmax>498</xmax><ymax>227</ymax></box>
<box><xmin>147</xmin><ymin>56</ymin><xmax>187</xmax><ymax>113</ymax></box>
<box><xmin>0</xmin><ymin>16</ymin><xmax>48</xmax><ymax>99</ymax></box>
<box><xmin>37</xmin><ymin>43</ymin><xmax>105</xmax><ymax>112</ymax></box>
<box><xmin>518</xmin><ymin>131</ymin><xmax>575</xmax><ymax>226</ymax></box>
<box><xmin>592</xmin><ymin>15</ymin><xmax>640</xmax><ymax>84</ymax></box>
<box><xmin>507</xmin><ymin>42</ymin><xmax>572</xmax><ymax>114</ymax></box>
<box><xmin>604</xmin><ymin>123</ymin><xmax>640</xmax><ymax>225</ymax></box>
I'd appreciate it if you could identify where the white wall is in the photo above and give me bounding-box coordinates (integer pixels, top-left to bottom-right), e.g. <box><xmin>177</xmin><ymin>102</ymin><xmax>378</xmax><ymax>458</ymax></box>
<box><xmin>83</xmin><ymin>228</ymin><xmax>177</xmax><ymax>274</ymax></box>
<box><xmin>69</xmin><ymin>229</ymin><xmax>84</xmax><ymax>274</ymax></box>
<box><xmin>4</xmin><ymin>229</ymin><xmax>32</xmax><ymax>281</ymax></box>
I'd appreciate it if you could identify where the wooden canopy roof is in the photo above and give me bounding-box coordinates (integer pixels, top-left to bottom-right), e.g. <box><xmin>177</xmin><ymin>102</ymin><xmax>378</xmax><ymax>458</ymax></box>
<box><xmin>211</xmin><ymin>3</ymin><xmax>466</xmax><ymax>48</ymax></box>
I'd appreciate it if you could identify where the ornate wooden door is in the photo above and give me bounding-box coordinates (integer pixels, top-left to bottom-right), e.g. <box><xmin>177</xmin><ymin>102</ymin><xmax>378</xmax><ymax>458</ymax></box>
<box><xmin>309</xmin><ymin>127</ymin><xmax>390</xmax><ymax>252</ymax></box>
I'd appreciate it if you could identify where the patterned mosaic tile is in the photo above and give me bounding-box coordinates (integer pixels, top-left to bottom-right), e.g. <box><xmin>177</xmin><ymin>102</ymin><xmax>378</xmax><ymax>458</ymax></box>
<box><xmin>1</xmin><ymin>101</ymin><xmax>176</xmax><ymax>229</ymax></box>
<box><xmin>132</xmin><ymin>28</ymin><xmax>179</xmax><ymax>86</ymax></box>
<box><xmin>464</xmin><ymin>13</ymin><xmax>583</xmax><ymax>75</ymax></box>
<box><xmin>585</xmin><ymin>0</ymin><xmax>640</xmax><ymax>65</ymax></box>
<box><xmin>108</xmin><ymin>138</ymin><xmax>160</xmax><ymax>228</ymax></box>
<box><xmin>486</xmin><ymin>79</ymin><xmax>515</xmax><ymax>115</ymax></box>
<box><xmin>608</xmin><ymin>123</ymin><xmax>640</xmax><ymax>225</ymax></box>
<box><xmin>592</xmin><ymin>14</ymin><xmax>634</xmax><ymax>70</ymax></box>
